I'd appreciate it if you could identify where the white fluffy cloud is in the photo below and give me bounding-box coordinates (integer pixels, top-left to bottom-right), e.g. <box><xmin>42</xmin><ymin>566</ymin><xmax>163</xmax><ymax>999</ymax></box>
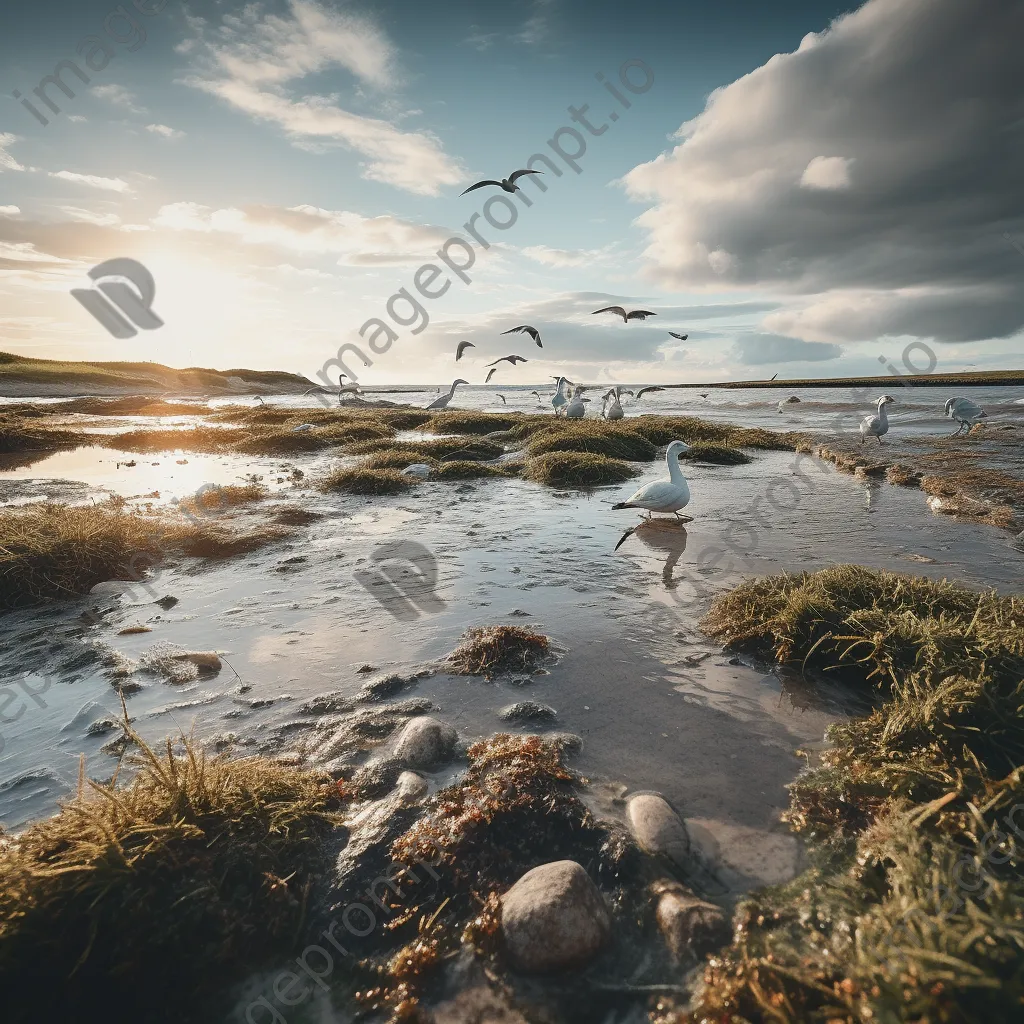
<box><xmin>92</xmin><ymin>84</ymin><xmax>145</xmax><ymax>113</ymax></box>
<box><xmin>48</xmin><ymin>171</ymin><xmax>131</xmax><ymax>193</ymax></box>
<box><xmin>146</xmin><ymin>123</ymin><xmax>185</xmax><ymax>139</ymax></box>
<box><xmin>520</xmin><ymin>245</ymin><xmax>611</xmax><ymax>268</ymax></box>
<box><xmin>0</xmin><ymin>205</ymin><xmax>20</xmax><ymax>217</ymax></box>
<box><xmin>181</xmin><ymin>0</ymin><xmax>463</xmax><ymax>195</ymax></box>
<box><xmin>153</xmin><ymin>201</ymin><xmax>452</xmax><ymax>264</ymax></box>
<box><xmin>623</xmin><ymin>0</ymin><xmax>1024</xmax><ymax>345</ymax></box>
<box><xmin>0</xmin><ymin>133</ymin><xmax>26</xmax><ymax>173</ymax></box>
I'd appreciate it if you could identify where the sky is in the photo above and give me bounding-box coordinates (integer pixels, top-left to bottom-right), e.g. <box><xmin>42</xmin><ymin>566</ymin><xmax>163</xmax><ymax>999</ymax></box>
<box><xmin>1</xmin><ymin>0</ymin><xmax>1022</xmax><ymax>386</ymax></box>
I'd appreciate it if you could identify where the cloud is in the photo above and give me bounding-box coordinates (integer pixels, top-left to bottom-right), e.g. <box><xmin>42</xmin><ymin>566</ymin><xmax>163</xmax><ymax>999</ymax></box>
<box><xmin>623</xmin><ymin>0</ymin><xmax>1024</xmax><ymax>345</ymax></box>
<box><xmin>67</xmin><ymin>115</ymin><xmax>87</xmax><ymax>123</ymax></box>
<box><xmin>0</xmin><ymin>206</ymin><xmax>20</xmax><ymax>218</ymax></box>
<box><xmin>153</xmin><ymin>201</ymin><xmax>452</xmax><ymax>264</ymax></box>
<box><xmin>0</xmin><ymin>241</ymin><xmax>77</xmax><ymax>268</ymax></box>
<box><xmin>48</xmin><ymin>171</ymin><xmax>132</xmax><ymax>193</ymax></box>
<box><xmin>146</xmin><ymin>123</ymin><xmax>185</xmax><ymax>139</ymax></box>
<box><xmin>0</xmin><ymin>133</ymin><xmax>26</xmax><ymax>173</ymax></box>
<box><xmin>92</xmin><ymin>84</ymin><xmax>145</xmax><ymax>113</ymax></box>
<box><xmin>180</xmin><ymin>0</ymin><xmax>464</xmax><ymax>195</ymax></box>
<box><xmin>520</xmin><ymin>245</ymin><xmax>611</xmax><ymax>268</ymax></box>
<box><xmin>731</xmin><ymin>333</ymin><xmax>843</xmax><ymax>365</ymax></box>
<box><xmin>58</xmin><ymin>206</ymin><xmax>122</xmax><ymax>227</ymax></box>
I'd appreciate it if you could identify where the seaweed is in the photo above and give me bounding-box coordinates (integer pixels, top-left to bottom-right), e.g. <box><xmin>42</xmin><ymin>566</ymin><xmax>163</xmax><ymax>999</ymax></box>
<box><xmin>524</xmin><ymin>452</ymin><xmax>637</xmax><ymax>487</ymax></box>
<box><xmin>445</xmin><ymin>625</ymin><xmax>551</xmax><ymax>677</ymax></box>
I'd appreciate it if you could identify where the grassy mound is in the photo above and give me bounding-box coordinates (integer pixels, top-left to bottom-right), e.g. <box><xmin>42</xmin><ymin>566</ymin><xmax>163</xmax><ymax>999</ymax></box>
<box><xmin>526</xmin><ymin>424</ymin><xmax>658</xmax><ymax>461</ymax></box>
<box><xmin>0</xmin><ymin>501</ymin><xmax>292</xmax><ymax>609</ymax></box>
<box><xmin>678</xmin><ymin>442</ymin><xmax>751</xmax><ymax>465</ymax></box>
<box><xmin>430</xmin><ymin>460</ymin><xmax>512</xmax><ymax>480</ymax></box>
<box><xmin>524</xmin><ymin>451</ymin><xmax>636</xmax><ymax>487</ymax></box>
<box><xmin>58</xmin><ymin>397</ymin><xmax>209</xmax><ymax>416</ymax></box>
<box><xmin>317</xmin><ymin>467</ymin><xmax>413</xmax><ymax>495</ymax></box>
<box><xmin>0</xmin><ymin>729</ymin><xmax>342</xmax><ymax>1023</ymax></box>
<box><xmin>233</xmin><ymin>421</ymin><xmax>395</xmax><ymax>455</ymax></box>
<box><xmin>103</xmin><ymin>425</ymin><xmax>245</xmax><ymax>454</ymax></box>
<box><xmin>0</xmin><ymin>415</ymin><xmax>88</xmax><ymax>454</ymax></box>
<box><xmin>362</xmin><ymin>450</ymin><xmax>440</xmax><ymax>471</ymax></box>
<box><xmin>423</xmin><ymin>411</ymin><xmax>522</xmax><ymax>435</ymax></box>
<box><xmin>445</xmin><ymin>625</ymin><xmax>551</xmax><ymax>676</ymax></box>
<box><xmin>344</xmin><ymin>437</ymin><xmax>505</xmax><ymax>461</ymax></box>
<box><xmin>666</xmin><ymin>566</ymin><xmax>1024</xmax><ymax>1024</ymax></box>
<box><xmin>176</xmin><ymin>483</ymin><xmax>266</xmax><ymax>516</ymax></box>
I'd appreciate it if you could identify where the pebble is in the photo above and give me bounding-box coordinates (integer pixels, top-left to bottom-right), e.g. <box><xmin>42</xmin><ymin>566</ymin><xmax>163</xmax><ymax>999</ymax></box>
<box><xmin>500</xmin><ymin>860</ymin><xmax>610</xmax><ymax>972</ymax></box>
<box><xmin>394</xmin><ymin>771</ymin><xmax>429</xmax><ymax>805</ymax></box>
<box><xmin>626</xmin><ymin>793</ymin><xmax>690</xmax><ymax>872</ymax></box>
<box><xmin>358</xmin><ymin>674</ymin><xmax>417</xmax><ymax>702</ymax></box>
<box><xmin>652</xmin><ymin>880</ymin><xmax>730</xmax><ymax>960</ymax></box>
<box><xmin>298</xmin><ymin>691</ymin><xmax>358</xmax><ymax>716</ymax></box>
<box><xmin>392</xmin><ymin>716</ymin><xmax>457</xmax><ymax>769</ymax></box>
<box><xmin>351</xmin><ymin>757</ymin><xmax>404</xmax><ymax>799</ymax></box>
<box><xmin>500</xmin><ymin>701</ymin><xmax>557</xmax><ymax>724</ymax></box>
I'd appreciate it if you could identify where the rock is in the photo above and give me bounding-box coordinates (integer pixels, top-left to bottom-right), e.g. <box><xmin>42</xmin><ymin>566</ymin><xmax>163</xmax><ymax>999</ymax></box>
<box><xmin>652</xmin><ymin>880</ymin><xmax>730</xmax><ymax>960</ymax></box>
<box><xmin>500</xmin><ymin>860</ymin><xmax>610</xmax><ymax>972</ymax></box>
<box><xmin>299</xmin><ymin>691</ymin><xmax>358</xmax><ymax>716</ymax></box>
<box><xmin>500</xmin><ymin>701</ymin><xmax>557</xmax><ymax>724</ymax></box>
<box><xmin>154</xmin><ymin>596</ymin><xmax>178</xmax><ymax>610</ymax></box>
<box><xmin>351</xmin><ymin>757</ymin><xmax>404</xmax><ymax>799</ymax></box>
<box><xmin>392</xmin><ymin>716</ymin><xmax>457</xmax><ymax>769</ymax></box>
<box><xmin>401</xmin><ymin>464</ymin><xmax>432</xmax><ymax>480</ymax></box>
<box><xmin>547</xmin><ymin>732</ymin><xmax>583</xmax><ymax>756</ymax></box>
<box><xmin>626</xmin><ymin>793</ymin><xmax>690</xmax><ymax>871</ymax></box>
<box><xmin>432</xmin><ymin>984</ymin><xmax>529</xmax><ymax>1023</ymax></box>
<box><xmin>358</xmin><ymin>673</ymin><xmax>417</xmax><ymax>702</ymax></box>
<box><xmin>86</xmin><ymin>717</ymin><xmax>121</xmax><ymax>736</ymax></box>
<box><xmin>395</xmin><ymin>771</ymin><xmax>429</xmax><ymax>805</ymax></box>
<box><xmin>171</xmin><ymin>651</ymin><xmax>221</xmax><ymax>673</ymax></box>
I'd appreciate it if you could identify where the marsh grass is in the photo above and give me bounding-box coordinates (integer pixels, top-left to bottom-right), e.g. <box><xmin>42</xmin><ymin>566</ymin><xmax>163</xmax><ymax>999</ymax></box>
<box><xmin>0</xmin><ymin>415</ymin><xmax>88</xmax><ymax>454</ymax></box>
<box><xmin>524</xmin><ymin>451</ymin><xmax>636</xmax><ymax>487</ymax></box>
<box><xmin>103</xmin><ymin>425</ymin><xmax>246</xmax><ymax>454</ymax></box>
<box><xmin>429</xmin><ymin>460</ymin><xmax>513</xmax><ymax>480</ymax></box>
<box><xmin>678</xmin><ymin>442</ymin><xmax>751</xmax><ymax>465</ymax></box>
<box><xmin>672</xmin><ymin>565</ymin><xmax>1024</xmax><ymax>1024</ymax></box>
<box><xmin>344</xmin><ymin>437</ymin><xmax>505</xmax><ymax>461</ymax></box>
<box><xmin>317</xmin><ymin>467</ymin><xmax>413</xmax><ymax>495</ymax></box>
<box><xmin>0</xmin><ymin>501</ymin><xmax>292</xmax><ymax>608</ymax></box>
<box><xmin>0</xmin><ymin>725</ymin><xmax>342</xmax><ymax>1023</ymax></box>
<box><xmin>445</xmin><ymin>625</ymin><xmax>551</xmax><ymax>677</ymax></box>
<box><xmin>176</xmin><ymin>483</ymin><xmax>267</xmax><ymax>516</ymax></box>
<box><xmin>526</xmin><ymin>424</ymin><xmax>658</xmax><ymax>461</ymax></box>
<box><xmin>58</xmin><ymin>397</ymin><xmax>209</xmax><ymax>416</ymax></box>
<box><xmin>422</xmin><ymin>411</ymin><xmax>522</xmax><ymax>435</ymax></box>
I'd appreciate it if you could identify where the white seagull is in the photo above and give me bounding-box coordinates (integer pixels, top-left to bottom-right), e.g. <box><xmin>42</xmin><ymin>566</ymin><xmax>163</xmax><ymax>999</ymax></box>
<box><xmin>860</xmin><ymin>395</ymin><xmax>896</xmax><ymax>444</ymax></box>
<box><xmin>602</xmin><ymin>386</ymin><xmax>631</xmax><ymax>421</ymax></box>
<box><xmin>551</xmin><ymin>376</ymin><xmax>571</xmax><ymax>416</ymax></box>
<box><xmin>944</xmin><ymin>396</ymin><xmax>987</xmax><ymax>435</ymax></box>
<box><xmin>612</xmin><ymin>441</ymin><xmax>692</xmax><ymax>518</ymax></box>
<box><xmin>427</xmin><ymin>379</ymin><xmax>469</xmax><ymax>410</ymax></box>
<box><xmin>565</xmin><ymin>386</ymin><xmax>589</xmax><ymax>419</ymax></box>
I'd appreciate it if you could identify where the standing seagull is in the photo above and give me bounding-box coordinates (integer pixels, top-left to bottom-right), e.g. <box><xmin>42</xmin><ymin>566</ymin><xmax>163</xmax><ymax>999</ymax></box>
<box><xmin>502</xmin><ymin>325</ymin><xmax>543</xmax><ymax>348</ymax></box>
<box><xmin>551</xmin><ymin>376</ymin><xmax>571</xmax><ymax>416</ymax></box>
<box><xmin>860</xmin><ymin>395</ymin><xmax>896</xmax><ymax>444</ymax></box>
<box><xmin>612</xmin><ymin>441</ymin><xmax>692</xmax><ymax>518</ymax></box>
<box><xmin>565</xmin><ymin>386</ymin><xmax>589</xmax><ymax>419</ymax></box>
<box><xmin>455</xmin><ymin>341</ymin><xmax>475</xmax><ymax>361</ymax></box>
<box><xmin>592</xmin><ymin>306</ymin><xmax>658</xmax><ymax>322</ymax></box>
<box><xmin>944</xmin><ymin>397</ymin><xmax>987</xmax><ymax>435</ymax></box>
<box><xmin>460</xmin><ymin>169</ymin><xmax>542</xmax><ymax>196</ymax></box>
<box><xmin>427</xmin><ymin>379</ymin><xmax>469</xmax><ymax>410</ymax></box>
<box><xmin>602</xmin><ymin>386</ymin><xmax>633</xmax><ymax>420</ymax></box>
<box><xmin>485</xmin><ymin>355</ymin><xmax>529</xmax><ymax>367</ymax></box>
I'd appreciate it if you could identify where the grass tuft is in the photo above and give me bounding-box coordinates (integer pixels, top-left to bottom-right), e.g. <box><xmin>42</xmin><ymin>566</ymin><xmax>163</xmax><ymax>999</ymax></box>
<box><xmin>524</xmin><ymin>451</ymin><xmax>636</xmax><ymax>487</ymax></box>
<box><xmin>317</xmin><ymin>467</ymin><xmax>413</xmax><ymax>495</ymax></box>
<box><xmin>445</xmin><ymin>625</ymin><xmax>551</xmax><ymax>677</ymax></box>
<box><xmin>678</xmin><ymin>442</ymin><xmax>751</xmax><ymax>465</ymax></box>
<box><xmin>422</xmin><ymin>411</ymin><xmax>522</xmax><ymax>435</ymax></box>
<box><xmin>526</xmin><ymin>423</ymin><xmax>658</xmax><ymax>461</ymax></box>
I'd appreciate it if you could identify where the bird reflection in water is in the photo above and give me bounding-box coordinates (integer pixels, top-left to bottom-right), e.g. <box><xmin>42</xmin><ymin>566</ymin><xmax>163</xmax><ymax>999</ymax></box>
<box><xmin>614</xmin><ymin>519</ymin><xmax>689</xmax><ymax>587</ymax></box>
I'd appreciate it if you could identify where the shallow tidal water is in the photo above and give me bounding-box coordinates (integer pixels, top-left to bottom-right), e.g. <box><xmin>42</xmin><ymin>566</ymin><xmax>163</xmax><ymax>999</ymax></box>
<box><xmin>3</xmin><ymin>411</ymin><xmax>1023</xmax><ymax>907</ymax></box>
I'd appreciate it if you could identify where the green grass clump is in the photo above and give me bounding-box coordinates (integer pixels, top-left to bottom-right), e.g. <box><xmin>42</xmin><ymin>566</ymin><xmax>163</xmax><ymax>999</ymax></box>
<box><xmin>526</xmin><ymin>423</ymin><xmax>658</xmax><ymax>461</ymax></box>
<box><xmin>429</xmin><ymin>460</ymin><xmax>512</xmax><ymax>480</ymax></box>
<box><xmin>423</xmin><ymin>411</ymin><xmax>522</xmax><ymax>435</ymax></box>
<box><xmin>0</xmin><ymin>728</ymin><xmax>342</xmax><ymax>1023</ymax></box>
<box><xmin>668</xmin><ymin>566</ymin><xmax>1024</xmax><ymax>1024</ymax></box>
<box><xmin>678</xmin><ymin>442</ymin><xmax>751</xmax><ymax>465</ymax></box>
<box><xmin>317</xmin><ymin>467</ymin><xmax>413</xmax><ymax>495</ymax></box>
<box><xmin>0</xmin><ymin>501</ymin><xmax>292</xmax><ymax>609</ymax></box>
<box><xmin>524</xmin><ymin>451</ymin><xmax>636</xmax><ymax>487</ymax></box>
<box><xmin>344</xmin><ymin>437</ymin><xmax>504</xmax><ymax>461</ymax></box>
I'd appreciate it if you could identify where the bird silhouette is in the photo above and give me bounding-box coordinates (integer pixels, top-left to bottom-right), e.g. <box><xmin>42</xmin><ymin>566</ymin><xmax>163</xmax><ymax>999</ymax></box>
<box><xmin>485</xmin><ymin>368</ymin><xmax>498</xmax><ymax>384</ymax></box>
<box><xmin>502</xmin><ymin>325</ymin><xmax>543</xmax><ymax>348</ymax></box>
<box><xmin>460</xmin><ymin>169</ymin><xmax>542</xmax><ymax>196</ymax></box>
<box><xmin>668</xmin><ymin>332</ymin><xmax>688</xmax><ymax>341</ymax></box>
<box><xmin>636</xmin><ymin>386</ymin><xmax>665</xmax><ymax>399</ymax></box>
<box><xmin>593</xmin><ymin>306</ymin><xmax>657</xmax><ymax>322</ymax></box>
<box><xmin>456</xmin><ymin>341</ymin><xmax>475</xmax><ymax>361</ymax></box>
<box><xmin>485</xmin><ymin>355</ymin><xmax>529</xmax><ymax>367</ymax></box>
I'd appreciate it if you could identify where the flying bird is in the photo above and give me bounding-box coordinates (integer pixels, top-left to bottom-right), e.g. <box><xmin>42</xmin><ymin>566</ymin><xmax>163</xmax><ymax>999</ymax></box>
<box><xmin>485</xmin><ymin>355</ymin><xmax>529</xmax><ymax>367</ymax></box>
<box><xmin>485</xmin><ymin>368</ymin><xmax>498</xmax><ymax>384</ymax></box>
<box><xmin>859</xmin><ymin>395</ymin><xmax>896</xmax><ymax>444</ymax></box>
<box><xmin>255</xmin><ymin>396</ymin><xmax>265</xmax><ymax>405</ymax></box>
<box><xmin>944</xmin><ymin>396</ymin><xmax>987</xmax><ymax>435</ymax></box>
<box><xmin>699</xmin><ymin>393</ymin><xmax>709</xmax><ymax>400</ymax></box>
<box><xmin>455</xmin><ymin>341</ymin><xmax>475</xmax><ymax>361</ymax></box>
<box><xmin>426</xmin><ymin>379</ymin><xmax>469</xmax><ymax>410</ymax></box>
<box><xmin>551</xmin><ymin>376</ymin><xmax>571</xmax><ymax>416</ymax></box>
<box><xmin>770</xmin><ymin>373</ymin><xmax>779</xmax><ymax>381</ymax></box>
<box><xmin>502</xmin><ymin>325</ymin><xmax>543</xmax><ymax>348</ymax></box>
<box><xmin>592</xmin><ymin>306</ymin><xmax>658</xmax><ymax>322</ymax></box>
<box><xmin>612</xmin><ymin>441</ymin><xmax>692</xmax><ymax>518</ymax></box>
<box><xmin>460</xmin><ymin>169</ymin><xmax>542</xmax><ymax>196</ymax></box>
<box><xmin>496</xmin><ymin>394</ymin><xmax>507</xmax><ymax>405</ymax></box>
<box><xmin>636</xmin><ymin>386</ymin><xmax>665</xmax><ymax>400</ymax></box>
<box><xmin>668</xmin><ymin>332</ymin><xmax>688</xmax><ymax>341</ymax></box>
